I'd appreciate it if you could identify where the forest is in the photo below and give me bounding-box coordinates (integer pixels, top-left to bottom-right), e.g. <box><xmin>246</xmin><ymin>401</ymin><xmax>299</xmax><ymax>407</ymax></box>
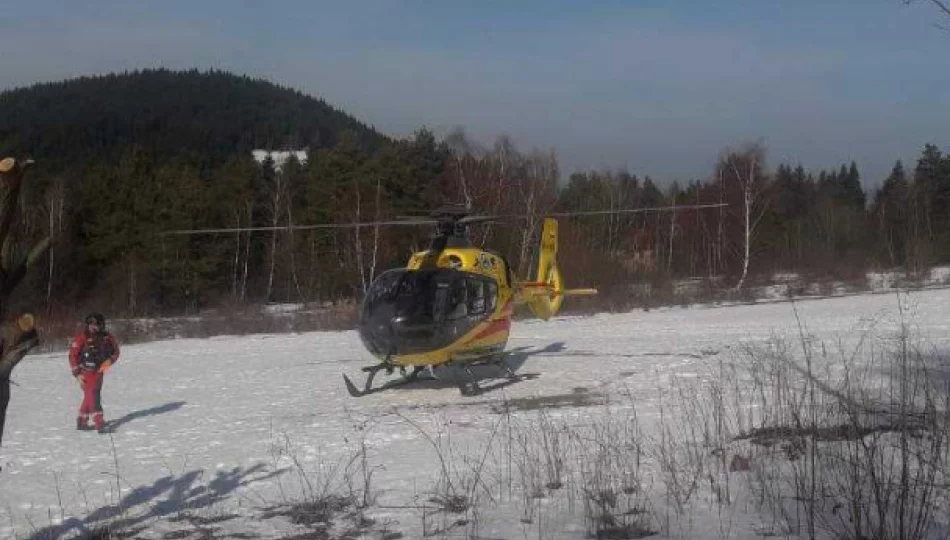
<box><xmin>1</xmin><ymin>69</ymin><xmax>948</xmax><ymax>318</ymax></box>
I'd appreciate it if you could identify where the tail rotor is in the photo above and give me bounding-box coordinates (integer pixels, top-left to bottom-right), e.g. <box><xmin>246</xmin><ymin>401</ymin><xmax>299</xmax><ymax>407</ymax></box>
<box><xmin>517</xmin><ymin>218</ymin><xmax>597</xmax><ymax>320</ymax></box>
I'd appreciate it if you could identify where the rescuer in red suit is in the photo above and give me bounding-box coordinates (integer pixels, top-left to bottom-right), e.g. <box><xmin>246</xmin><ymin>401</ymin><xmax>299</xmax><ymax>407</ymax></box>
<box><xmin>68</xmin><ymin>313</ymin><xmax>120</xmax><ymax>432</ymax></box>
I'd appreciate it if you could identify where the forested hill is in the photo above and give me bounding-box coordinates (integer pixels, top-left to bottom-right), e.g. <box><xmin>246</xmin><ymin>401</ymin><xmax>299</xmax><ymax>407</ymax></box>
<box><xmin>0</xmin><ymin>69</ymin><xmax>386</xmax><ymax>170</ymax></box>
<box><xmin>0</xmin><ymin>69</ymin><xmax>452</xmax><ymax>317</ymax></box>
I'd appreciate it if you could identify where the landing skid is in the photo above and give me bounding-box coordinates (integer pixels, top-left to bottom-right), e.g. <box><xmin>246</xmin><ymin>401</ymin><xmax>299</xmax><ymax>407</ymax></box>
<box><xmin>342</xmin><ymin>364</ymin><xmax>428</xmax><ymax>398</ymax></box>
<box><xmin>341</xmin><ymin>352</ymin><xmax>524</xmax><ymax>398</ymax></box>
<box><xmin>434</xmin><ymin>352</ymin><xmax>523</xmax><ymax>396</ymax></box>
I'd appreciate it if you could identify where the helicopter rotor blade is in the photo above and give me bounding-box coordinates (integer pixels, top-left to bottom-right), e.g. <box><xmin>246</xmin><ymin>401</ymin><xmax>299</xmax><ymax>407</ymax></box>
<box><xmin>544</xmin><ymin>202</ymin><xmax>728</xmax><ymax>218</ymax></box>
<box><xmin>161</xmin><ymin>203</ymin><xmax>727</xmax><ymax>236</ymax></box>
<box><xmin>458</xmin><ymin>215</ymin><xmax>509</xmax><ymax>226</ymax></box>
<box><xmin>459</xmin><ymin>203</ymin><xmax>729</xmax><ymax>224</ymax></box>
<box><xmin>161</xmin><ymin>218</ymin><xmax>438</xmax><ymax>236</ymax></box>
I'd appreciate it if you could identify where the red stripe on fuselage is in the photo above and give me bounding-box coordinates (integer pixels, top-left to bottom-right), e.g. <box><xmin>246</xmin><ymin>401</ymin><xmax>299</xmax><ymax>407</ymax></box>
<box><xmin>467</xmin><ymin>317</ymin><xmax>511</xmax><ymax>343</ymax></box>
<box><xmin>466</xmin><ymin>300</ymin><xmax>513</xmax><ymax>343</ymax></box>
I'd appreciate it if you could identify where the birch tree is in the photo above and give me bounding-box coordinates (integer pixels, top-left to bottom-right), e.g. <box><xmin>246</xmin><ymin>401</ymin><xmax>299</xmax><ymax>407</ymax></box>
<box><xmin>352</xmin><ymin>176</ymin><xmax>383</xmax><ymax>296</ymax></box>
<box><xmin>717</xmin><ymin>144</ymin><xmax>770</xmax><ymax>291</ymax></box>
<box><xmin>43</xmin><ymin>177</ymin><xmax>67</xmax><ymax>311</ymax></box>
<box><xmin>514</xmin><ymin>150</ymin><xmax>558</xmax><ymax>278</ymax></box>
<box><xmin>262</xmin><ymin>158</ymin><xmax>284</xmax><ymax>302</ymax></box>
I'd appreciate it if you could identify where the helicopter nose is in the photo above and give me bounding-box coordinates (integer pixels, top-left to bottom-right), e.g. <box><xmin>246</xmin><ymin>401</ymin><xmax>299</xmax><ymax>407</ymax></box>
<box><xmin>357</xmin><ymin>306</ymin><xmax>395</xmax><ymax>356</ymax></box>
<box><xmin>390</xmin><ymin>315</ymin><xmax>439</xmax><ymax>336</ymax></box>
<box><xmin>359</xmin><ymin>310</ymin><xmax>443</xmax><ymax>358</ymax></box>
<box><xmin>390</xmin><ymin>315</ymin><xmax>410</xmax><ymax>331</ymax></box>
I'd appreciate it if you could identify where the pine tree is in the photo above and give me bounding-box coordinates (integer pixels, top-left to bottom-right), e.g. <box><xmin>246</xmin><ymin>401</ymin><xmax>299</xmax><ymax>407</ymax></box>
<box><xmin>913</xmin><ymin>144</ymin><xmax>942</xmax><ymax>242</ymax></box>
<box><xmin>873</xmin><ymin>161</ymin><xmax>910</xmax><ymax>266</ymax></box>
<box><xmin>844</xmin><ymin>161</ymin><xmax>866</xmax><ymax>209</ymax></box>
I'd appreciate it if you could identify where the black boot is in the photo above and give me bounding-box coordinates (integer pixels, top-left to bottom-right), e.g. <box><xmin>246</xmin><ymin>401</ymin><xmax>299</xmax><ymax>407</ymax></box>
<box><xmin>76</xmin><ymin>416</ymin><xmax>91</xmax><ymax>431</ymax></box>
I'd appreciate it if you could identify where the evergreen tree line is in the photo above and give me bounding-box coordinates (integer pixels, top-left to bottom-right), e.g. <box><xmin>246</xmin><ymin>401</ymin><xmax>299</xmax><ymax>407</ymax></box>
<box><xmin>8</xmin><ymin>128</ymin><xmax>451</xmax><ymax>316</ymax></box>
<box><xmin>9</xmin><ymin>132</ymin><xmax>949</xmax><ymax>318</ymax></box>
<box><xmin>440</xmin><ymin>135</ymin><xmax>950</xmax><ymax>300</ymax></box>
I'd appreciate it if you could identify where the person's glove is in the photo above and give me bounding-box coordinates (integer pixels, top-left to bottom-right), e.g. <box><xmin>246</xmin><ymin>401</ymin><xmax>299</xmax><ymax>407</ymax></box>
<box><xmin>98</xmin><ymin>359</ymin><xmax>113</xmax><ymax>374</ymax></box>
<box><xmin>71</xmin><ymin>366</ymin><xmax>81</xmax><ymax>377</ymax></box>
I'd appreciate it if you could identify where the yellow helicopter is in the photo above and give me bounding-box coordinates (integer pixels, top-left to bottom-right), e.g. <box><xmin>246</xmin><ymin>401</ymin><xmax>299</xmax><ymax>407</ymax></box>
<box><xmin>166</xmin><ymin>203</ymin><xmax>725</xmax><ymax>396</ymax></box>
<box><xmin>348</xmin><ymin>206</ymin><xmax>597</xmax><ymax>396</ymax></box>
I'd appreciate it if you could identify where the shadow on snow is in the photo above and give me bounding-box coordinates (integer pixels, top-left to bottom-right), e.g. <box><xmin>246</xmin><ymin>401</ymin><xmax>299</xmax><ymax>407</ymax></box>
<box><xmin>26</xmin><ymin>463</ymin><xmax>282</xmax><ymax>540</ymax></box>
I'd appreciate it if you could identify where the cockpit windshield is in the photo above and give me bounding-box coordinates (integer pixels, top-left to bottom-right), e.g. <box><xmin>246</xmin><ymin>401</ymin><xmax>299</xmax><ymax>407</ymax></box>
<box><xmin>358</xmin><ymin>268</ymin><xmax>499</xmax><ymax>356</ymax></box>
<box><xmin>362</xmin><ymin>269</ymin><xmax>476</xmax><ymax>325</ymax></box>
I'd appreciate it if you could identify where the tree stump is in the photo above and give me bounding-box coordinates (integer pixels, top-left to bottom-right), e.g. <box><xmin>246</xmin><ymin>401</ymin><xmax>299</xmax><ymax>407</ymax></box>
<box><xmin>0</xmin><ymin>157</ymin><xmax>51</xmax><ymax>448</ymax></box>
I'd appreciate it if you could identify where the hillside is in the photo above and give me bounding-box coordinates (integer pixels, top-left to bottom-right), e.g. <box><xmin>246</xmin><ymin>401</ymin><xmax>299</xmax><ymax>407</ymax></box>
<box><xmin>0</xmin><ymin>68</ymin><xmax>386</xmax><ymax>170</ymax></box>
<box><xmin>0</xmin><ymin>69</ymin><xmax>451</xmax><ymax>316</ymax></box>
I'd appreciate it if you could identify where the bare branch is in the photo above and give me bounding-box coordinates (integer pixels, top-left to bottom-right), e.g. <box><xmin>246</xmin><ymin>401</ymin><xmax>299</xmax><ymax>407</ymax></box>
<box><xmin>927</xmin><ymin>0</ymin><xmax>950</xmax><ymax>17</ymax></box>
<box><xmin>904</xmin><ymin>0</ymin><xmax>950</xmax><ymax>20</ymax></box>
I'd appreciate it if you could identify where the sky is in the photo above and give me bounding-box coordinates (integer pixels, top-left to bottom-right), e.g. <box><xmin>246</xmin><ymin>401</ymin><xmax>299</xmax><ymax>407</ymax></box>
<box><xmin>1</xmin><ymin>0</ymin><xmax>948</xmax><ymax>189</ymax></box>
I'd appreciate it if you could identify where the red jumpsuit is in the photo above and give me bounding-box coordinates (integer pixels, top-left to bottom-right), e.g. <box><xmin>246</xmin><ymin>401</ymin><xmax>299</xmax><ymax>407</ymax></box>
<box><xmin>68</xmin><ymin>330</ymin><xmax>120</xmax><ymax>430</ymax></box>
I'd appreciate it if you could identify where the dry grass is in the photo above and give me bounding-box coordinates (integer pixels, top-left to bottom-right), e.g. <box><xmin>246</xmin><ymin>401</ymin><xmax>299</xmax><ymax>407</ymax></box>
<box><xmin>714</xmin><ymin>300</ymin><xmax>950</xmax><ymax>540</ymax></box>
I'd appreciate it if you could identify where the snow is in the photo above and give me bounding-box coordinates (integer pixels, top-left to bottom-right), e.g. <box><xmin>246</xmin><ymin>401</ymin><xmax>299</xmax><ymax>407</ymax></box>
<box><xmin>865</xmin><ymin>265</ymin><xmax>950</xmax><ymax>291</ymax></box>
<box><xmin>251</xmin><ymin>150</ymin><xmax>308</xmax><ymax>171</ymax></box>
<box><xmin>261</xmin><ymin>303</ymin><xmax>306</xmax><ymax>314</ymax></box>
<box><xmin>2</xmin><ymin>289</ymin><xmax>949</xmax><ymax>539</ymax></box>
<box><xmin>929</xmin><ymin>266</ymin><xmax>950</xmax><ymax>284</ymax></box>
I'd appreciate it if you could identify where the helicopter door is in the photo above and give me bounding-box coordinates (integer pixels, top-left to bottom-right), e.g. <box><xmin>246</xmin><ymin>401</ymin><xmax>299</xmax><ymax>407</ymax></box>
<box><xmin>441</xmin><ymin>275</ymin><xmax>498</xmax><ymax>321</ymax></box>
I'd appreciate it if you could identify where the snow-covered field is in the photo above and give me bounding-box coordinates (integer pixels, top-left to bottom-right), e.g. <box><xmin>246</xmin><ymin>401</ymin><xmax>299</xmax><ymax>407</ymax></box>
<box><xmin>2</xmin><ymin>289</ymin><xmax>949</xmax><ymax>539</ymax></box>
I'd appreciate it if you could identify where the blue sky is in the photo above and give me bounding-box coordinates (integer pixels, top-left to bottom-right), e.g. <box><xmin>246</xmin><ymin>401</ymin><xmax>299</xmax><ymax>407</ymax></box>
<box><xmin>1</xmin><ymin>1</ymin><xmax>948</xmax><ymax>189</ymax></box>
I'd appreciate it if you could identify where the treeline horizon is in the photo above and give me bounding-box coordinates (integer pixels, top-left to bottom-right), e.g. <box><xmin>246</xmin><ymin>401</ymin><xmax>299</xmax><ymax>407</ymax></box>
<box><xmin>1</xmin><ymin>69</ymin><xmax>948</xmax><ymax>319</ymax></box>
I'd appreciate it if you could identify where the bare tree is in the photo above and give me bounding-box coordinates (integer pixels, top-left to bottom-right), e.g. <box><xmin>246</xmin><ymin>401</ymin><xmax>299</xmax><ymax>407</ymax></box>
<box><xmin>904</xmin><ymin>0</ymin><xmax>950</xmax><ymax>27</ymax></box>
<box><xmin>0</xmin><ymin>157</ymin><xmax>51</xmax><ymax>449</ymax></box>
<box><xmin>477</xmin><ymin>143</ymin><xmax>508</xmax><ymax>245</ymax></box>
<box><xmin>514</xmin><ymin>149</ymin><xmax>558</xmax><ymax>278</ymax></box>
<box><xmin>369</xmin><ymin>178</ymin><xmax>381</xmax><ymax>287</ymax></box>
<box><xmin>718</xmin><ymin>144</ymin><xmax>770</xmax><ymax>291</ymax></box>
<box><xmin>43</xmin><ymin>177</ymin><xmax>66</xmax><ymax>312</ymax></box>
<box><xmin>351</xmin><ymin>176</ymin><xmax>383</xmax><ymax>296</ymax></box>
<box><xmin>240</xmin><ymin>201</ymin><xmax>252</xmax><ymax>302</ymax></box>
<box><xmin>284</xmin><ymin>189</ymin><xmax>308</xmax><ymax>303</ymax></box>
<box><xmin>717</xmin><ymin>169</ymin><xmax>725</xmax><ymax>275</ymax></box>
<box><xmin>264</xmin><ymin>169</ymin><xmax>286</xmax><ymax>303</ymax></box>
<box><xmin>445</xmin><ymin>127</ymin><xmax>474</xmax><ymax>210</ymax></box>
<box><xmin>667</xmin><ymin>187</ymin><xmax>677</xmax><ymax>273</ymax></box>
<box><xmin>231</xmin><ymin>208</ymin><xmax>242</xmax><ymax>301</ymax></box>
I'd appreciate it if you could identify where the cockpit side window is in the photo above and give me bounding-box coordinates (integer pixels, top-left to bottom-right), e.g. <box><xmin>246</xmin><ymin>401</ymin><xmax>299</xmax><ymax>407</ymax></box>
<box><xmin>432</xmin><ymin>280</ymin><xmax>449</xmax><ymax>322</ymax></box>
<box><xmin>466</xmin><ymin>279</ymin><xmax>486</xmax><ymax>314</ymax></box>
<box><xmin>486</xmin><ymin>281</ymin><xmax>498</xmax><ymax>312</ymax></box>
<box><xmin>445</xmin><ymin>278</ymin><xmax>468</xmax><ymax>320</ymax></box>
